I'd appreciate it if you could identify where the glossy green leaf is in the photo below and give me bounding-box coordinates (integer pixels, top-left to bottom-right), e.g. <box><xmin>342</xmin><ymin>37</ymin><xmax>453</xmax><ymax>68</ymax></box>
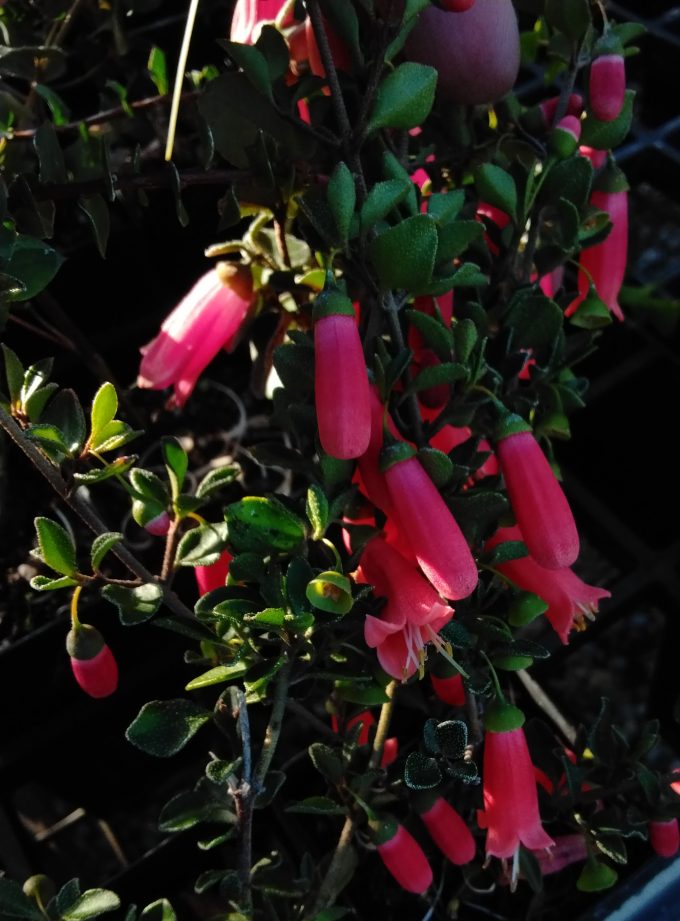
<box><xmin>89</xmin><ymin>382</ymin><xmax>117</xmax><ymax>445</ymax></box>
<box><xmin>369</xmin><ymin>214</ymin><xmax>437</xmax><ymax>291</ymax></box>
<box><xmin>147</xmin><ymin>45</ymin><xmax>169</xmax><ymax>95</ymax></box>
<box><xmin>306</xmin><ymin>484</ymin><xmax>329</xmax><ymax>539</ymax></box>
<box><xmin>196</xmin><ymin>465</ymin><xmax>239</xmax><ymax>499</ymax></box>
<box><xmin>102</xmin><ymin>583</ymin><xmax>163</xmax><ymax>625</ymax></box>
<box><xmin>186</xmin><ymin>662</ymin><xmax>249</xmax><ymax>690</ymax></box>
<box><xmin>286</xmin><ymin>796</ymin><xmax>347</xmax><ymax>816</ymax></box>
<box><xmin>61</xmin><ymin>890</ymin><xmax>121</xmax><ymax>921</ymax></box>
<box><xmin>474</xmin><ymin>164</ymin><xmax>517</xmax><ymax>221</ymax></box>
<box><xmin>360</xmin><ymin>180</ymin><xmax>411</xmax><ymax>234</ymax></box>
<box><xmin>2</xmin><ymin>235</ymin><xmax>64</xmax><ymax>301</ymax></box>
<box><xmin>175</xmin><ymin>522</ymin><xmax>230</xmax><ymax>567</ymax></box>
<box><xmin>90</xmin><ymin>531</ymin><xmax>124</xmax><ymax>571</ymax></box>
<box><xmin>162</xmin><ymin>436</ymin><xmax>188</xmax><ymax>499</ymax></box>
<box><xmin>34</xmin><ymin>517</ymin><xmax>77</xmax><ymax>576</ymax></box>
<box><xmin>367</xmin><ymin>63</ymin><xmax>437</xmax><ymax>132</ymax></box>
<box><xmin>226</xmin><ymin>497</ymin><xmax>306</xmax><ymax>554</ymax></box>
<box><xmin>327</xmin><ymin>162</ymin><xmax>355</xmax><ymax>244</ymax></box>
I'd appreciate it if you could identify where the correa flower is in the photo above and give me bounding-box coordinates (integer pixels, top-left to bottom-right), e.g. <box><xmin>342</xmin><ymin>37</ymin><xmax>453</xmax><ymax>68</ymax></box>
<box><xmin>195</xmin><ymin>550</ymin><xmax>233</xmax><ymax>595</ymax></box>
<box><xmin>431</xmin><ymin>669</ymin><xmax>466</xmax><ymax>707</ymax></box>
<box><xmin>566</xmin><ymin>148</ymin><xmax>628</xmax><ymax>322</ymax></box>
<box><xmin>381</xmin><ymin>443</ymin><xmax>478</xmax><ymax>600</ymax></box>
<box><xmin>551</xmin><ymin>114</ymin><xmax>582</xmax><ymax>158</ymax></box>
<box><xmin>416</xmin><ymin>795</ymin><xmax>476</xmax><ymax>865</ymax></box>
<box><xmin>479</xmin><ymin>725</ymin><xmax>554</xmax><ymax>863</ymax></box>
<box><xmin>314</xmin><ymin>289</ymin><xmax>371</xmax><ymax>459</ymax></box>
<box><xmin>495</xmin><ymin>414</ymin><xmax>579</xmax><ymax>570</ymax></box>
<box><xmin>356</xmin><ymin>537</ymin><xmax>455</xmax><ymax>680</ymax></box>
<box><xmin>477</xmin><ymin>201</ymin><xmax>510</xmax><ymax>256</ymax></box>
<box><xmin>421</xmin><ymin>405</ymin><xmax>499</xmax><ymax>482</ymax></box>
<box><xmin>589</xmin><ymin>53</ymin><xmax>626</xmax><ymax>122</ymax></box>
<box><xmin>355</xmin><ymin>386</ymin><xmax>401</xmax><ymax>517</ymax></box>
<box><xmin>330</xmin><ymin>710</ymin><xmax>398</xmax><ymax>767</ymax></box>
<box><xmin>533</xmin><ymin>834</ymin><xmax>588</xmax><ymax>876</ymax></box>
<box><xmin>649</xmin><ymin>819</ymin><xmax>680</xmax><ymax>858</ymax></box>
<box><xmin>230</xmin><ymin>0</ymin><xmax>290</xmax><ymax>43</ymax></box>
<box><xmin>371</xmin><ymin>816</ymin><xmax>433</xmax><ymax>894</ymax></box>
<box><xmin>138</xmin><ymin>265</ymin><xmax>253</xmax><ymax>408</ymax></box>
<box><xmin>487</xmin><ymin>526</ymin><xmax>610</xmax><ymax>643</ymax></box>
<box><xmin>66</xmin><ymin>621</ymin><xmax>118</xmax><ymax>699</ymax></box>
<box><xmin>538</xmin><ymin>92</ymin><xmax>583</xmax><ymax>128</ymax></box>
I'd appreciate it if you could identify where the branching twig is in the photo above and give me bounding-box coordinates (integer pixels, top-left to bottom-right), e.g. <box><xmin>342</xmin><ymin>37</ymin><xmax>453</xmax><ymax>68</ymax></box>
<box><xmin>0</xmin><ymin>404</ymin><xmax>196</xmax><ymax>623</ymax></box>
<box><xmin>516</xmin><ymin>668</ymin><xmax>577</xmax><ymax>746</ymax></box>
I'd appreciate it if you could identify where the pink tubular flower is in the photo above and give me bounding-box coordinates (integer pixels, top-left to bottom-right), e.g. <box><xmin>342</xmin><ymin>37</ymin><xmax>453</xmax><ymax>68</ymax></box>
<box><xmin>314</xmin><ymin>290</ymin><xmax>371</xmax><ymax>459</ymax></box>
<box><xmin>372</xmin><ymin>817</ymin><xmax>433</xmax><ymax>894</ymax></box>
<box><xmin>355</xmin><ymin>387</ymin><xmax>400</xmax><ymax>516</ymax></box>
<box><xmin>381</xmin><ymin>444</ymin><xmax>478</xmax><ymax>600</ymax></box>
<box><xmin>551</xmin><ymin>115</ymin><xmax>582</xmax><ymax>158</ymax></box>
<box><xmin>495</xmin><ymin>415</ymin><xmax>579</xmax><ymax>570</ymax></box>
<box><xmin>431</xmin><ymin>670</ymin><xmax>466</xmax><ymax>706</ymax></box>
<box><xmin>479</xmin><ymin>726</ymin><xmax>554</xmax><ymax>860</ymax></box>
<box><xmin>195</xmin><ymin>550</ymin><xmax>233</xmax><ymax>595</ymax></box>
<box><xmin>356</xmin><ymin>537</ymin><xmax>454</xmax><ymax>680</ymax></box>
<box><xmin>477</xmin><ymin>201</ymin><xmax>510</xmax><ymax>256</ymax></box>
<box><xmin>138</xmin><ymin>265</ymin><xmax>253</xmax><ymax>408</ymax></box>
<box><xmin>567</xmin><ymin>149</ymin><xmax>627</xmax><ymax>322</ymax></box>
<box><xmin>486</xmin><ymin>526</ymin><xmax>610</xmax><ymax>643</ymax></box>
<box><xmin>66</xmin><ymin>623</ymin><xmax>118</xmax><ymax>699</ymax></box>
<box><xmin>589</xmin><ymin>54</ymin><xmax>626</xmax><ymax>122</ymax></box>
<box><xmin>417</xmin><ymin>796</ymin><xmax>476</xmax><ymax>865</ymax></box>
<box><xmin>649</xmin><ymin>819</ymin><xmax>680</xmax><ymax>858</ymax></box>
<box><xmin>230</xmin><ymin>0</ymin><xmax>289</xmax><ymax>44</ymax></box>
<box><xmin>538</xmin><ymin>93</ymin><xmax>583</xmax><ymax>127</ymax></box>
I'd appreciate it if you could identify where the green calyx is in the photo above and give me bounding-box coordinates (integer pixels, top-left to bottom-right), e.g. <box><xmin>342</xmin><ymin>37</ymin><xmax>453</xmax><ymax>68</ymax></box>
<box><xmin>577</xmin><ymin>858</ymin><xmax>618</xmax><ymax>892</ymax></box>
<box><xmin>368</xmin><ymin>813</ymin><xmax>399</xmax><ymax>845</ymax></box>
<box><xmin>66</xmin><ymin>622</ymin><xmax>105</xmax><ymax>660</ymax></box>
<box><xmin>593</xmin><ymin>153</ymin><xmax>630</xmax><ymax>194</ymax></box>
<box><xmin>484</xmin><ymin>700</ymin><xmax>526</xmax><ymax>733</ymax></box>
<box><xmin>494</xmin><ymin>412</ymin><xmax>531</xmax><ymax>443</ymax></box>
<box><xmin>593</xmin><ymin>31</ymin><xmax>624</xmax><ymax>58</ymax></box>
<box><xmin>492</xmin><ymin>655</ymin><xmax>534</xmax><ymax>672</ymax></box>
<box><xmin>508</xmin><ymin>591</ymin><xmax>549</xmax><ymax>627</ymax></box>
<box><xmin>313</xmin><ymin>289</ymin><xmax>356</xmax><ymax>321</ymax></box>
<box><xmin>550</xmin><ymin>124</ymin><xmax>580</xmax><ymax>159</ymax></box>
<box><xmin>379</xmin><ymin>440</ymin><xmax>417</xmax><ymax>472</ymax></box>
<box><xmin>306</xmin><ymin>571</ymin><xmax>353</xmax><ymax>615</ymax></box>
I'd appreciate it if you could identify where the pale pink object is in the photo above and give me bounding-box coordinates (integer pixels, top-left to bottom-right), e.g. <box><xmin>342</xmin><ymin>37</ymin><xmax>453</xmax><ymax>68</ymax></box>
<box><xmin>479</xmin><ymin>727</ymin><xmax>554</xmax><ymax>859</ymax></box>
<box><xmin>589</xmin><ymin>54</ymin><xmax>626</xmax><ymax>122</ymax></box>
<box><xmin>384</xmin><ymin>456</ymin><xmax>478</xmax><ymax>599</ymax></box>
<box><xmin>144</xmin><ymin>510</ymin><xmax>170</xmax><ymax>537</ymax></box>
<box><xmin>377</xmin><ymin>824</ymin><xmax>433</xmax><ymax>894</ymax></box>
<box><xmin>138</xmin><ymin>269</ymin><xmax>251</xmax><ymax>407</ymax></box>
<box><xmin>70</xmin><ymin>645</ymin><xmax>119</xmax><ymax>699</ymax></box>
<box><xmin>533</xmin><ymin>834</ymin><xmax>588</xmax><ymax>875</ymax></box>
<box><xmin>230</xmin><ymin>0</ymin><xmax>289</xmax><ymax>44</ymax></box>
<box><xmin>486</xmin><ymin>526</ymin><xmax>610</xmax><ymax>643</ymax></box>
<box><xmin>315</xmin><ymin>314</ymin><xmax>371</xmax><ymax>459</ymax></box>
<box><xmin>420</xmin><ymin>797</ymin><xmax>476</xmax><ymax>865</ymax></box>
<box><xmin>496</xmin><ymin>430</ymin><xmax>579</xmax><ymax>570</ymax></box>
<box><xmin>356</xmin><ymin>537</ymin><xmax>454</xmax><ymax>680</ymax></box>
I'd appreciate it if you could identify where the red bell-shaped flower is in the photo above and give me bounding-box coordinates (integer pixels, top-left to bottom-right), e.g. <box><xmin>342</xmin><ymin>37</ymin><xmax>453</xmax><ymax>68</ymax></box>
<box><xmin>195</xmin><ymin>549</ymin><xmax>233</xmax><ymax>595</ymax></box>
<box><xmin>381</xmin><ymin>443</ymin><xmax>478</xmax><ymax>600</ymax></box>
<box><xmin>431</xmin><ymin>668</ymin><xmax>466</xmax><ymax>707</ymax></box>
<box><xmin>495</xmin><ymin>415</ymin><xmax>579</xmax><ymax>570</ymax></box>
<box><xmin>649</xmin><ymin>819</ymin><xmax>680</xmax><ymax>858</ymax></box>
<box><xmin>314</xmin><ymin>289</ymin><xmax>371</xmax><ymax>459</ymax></box>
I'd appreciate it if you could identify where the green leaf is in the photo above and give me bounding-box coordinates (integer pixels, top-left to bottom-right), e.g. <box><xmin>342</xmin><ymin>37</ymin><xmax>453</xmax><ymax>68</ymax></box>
<box><xmin>130</xmin><ymin>468</ymin><xmax>169</xmax><ymax>506</ymax></box>
<box><xmin>74</xmin><ymin>455</ymin><xmax>137</xmax><ymax>484</ymax></box>
<box><xmin>185</xmin><ymin>663</ymin><xmax>249</xmax><ymax>690</ymax></box>
<box><xmin>78</xmin><ymin>195</ymin><xmax>110</xmax><ymax>258</ymax></box>
<box><xmin>369</xmin><ymin>214</ymin><xmax>437</xmax><ymax>292</ymax></box>
<box><xmin>436</xmin><ymin>720</ymin><xmax>467</xmax><ymax>758</ymax></box>
<box><xmin>428</xmin><ymin>190</ymin><xmax>465</xmax><ymax>225</ymax></box>
<box><xmin>220</xmin><ymin>40</ymin><xmax>273</xmax><ymax>99</ymax></box>
<box><xmin>159</xmin><ymin>790</ymin><xmax>234</xmax><ymax>833</ymax></box>
<box><xmin>34</xmin><ymin>121</ymin><xmax>67</xmax><ymax>184</ymax></box>
<box><xmin>306</xmin><ymin>571</ymin><xmax>353</xmax><ymax>615</ymax></box>
<box><xmin>0</xmin><ymin>878</ymin><xmax>43</xmax><ymax>920</ymax></box>
<box><xmin>306</xmin><ymin>484</ymin><xmax>329</xmax><ymax>539</ymax></box>
<box><xmin>582</xmin><ymin>90</ymin><xmax>636</xmax><ymax>150</ymax></box>
<box><xmin>405</xmin><ymin>306</ymin><xmax>454</xmax><ymax>358</ymax></box>
<box><xmin>3</xmin><ymin>235</ymin><xmax>64</xmax><ymax>301</ymax></box>
<box><xmin>485</xmin><ymin>540</ymin><xmax>528</xmax><ymax>565</ymax></box>
<box><xmin>308</xmin><ymin>743</ymin><xmax>344</xmax><ymax>784</ymax></box>
<box><xmin>475</xmin><ymin>164</ymin><xmax>517</xmax><ymax>221</ymax></box>
<box><xmin>24</xmin><ymin>382</ymin><xmax>58</xmax><ymax>422</ymax></box>
<box><xmin>506</xmin><ymin>292</ymin><xmax>563</xmax><ymax>352</ymax></box>
<box><xmin>56</xmin><ymin>880</ymin><xmax>81</xmax><ymax>917</ymax></box>
<box><xmin>90</xmin><ymin>531</ymin><xmax>124</xmax><ymax>570</ymax></box>
<box><xmin>545</xmin><ymin>0</ymin><xmax>591</xmax><ymax>40</ymax></box>
<box><xmin>454</xmin><ymin>318</ymin><xmax>478</xmax><ymax>364</ymax></box>
<box><xmin>286</xmin><ymin>796</ymin><xmax>347</xmax><ymax>816</ymax></box>
<box><xmin>327</xmin><ymin>162</ymin><xmax>355</xmax><ymax>244</ymax></box>
<box><xmin>40</xmin><ymin>389</ymin><xmax>86</xmax><ymax>454</ymax></box>
<box><xmin>417</xmin><ymin>447</ymin><xmax>453</xmax><ymax>487</ymax></box>
<box><xmin>176</xmin><ymin>522</ymin><xmax>229</xmax><ymax>567</ymax></box>
<box><xmin>147</xmin><ymin>45</ymin><xmax>168</xmax><ymax>95</ymax></box>
<box><xmin>404</xmin><ymin>752</ymin><xmax>442</xmax><ymax>790</ymax></box>
<box><xmin>91</xmin><ymin>419</ymin><xmax>140</xmax><ymax>453</ymax></box>
<box><xmin>89</xmin><ymin>382</ymin><xmax>118</xmax><ymax>445</ymax></box>
<box><xmin>34</xmin><ymin>517</ymin><xmax>77</xmax><ymax>576</ymax></box>
<box><xmin>126</xmin><ymin>699</ymin><xmax>212</xmax><ymax>758</ymax></box>
<box><xmin>35</xmin><ymin>84</ymin><xmax>71</xmax><ymax>124</ymax></box>
<box><xmin>360</xmin><ymin>180</ymin><xmax>411</xmax><ymax>234</ymax></box>
<box><xmin>436</xmin><ymin>220</ymin><xmax>484</xmax><ymax>264</ymax></box>
<box><xmin>162</xmin><ymin>436</ymin><xmax>188</xmax><ymax>499</ymax></box>
<box><xmin>140</xmin><ymin>900</ymin><xmax>176</xmax><ymax>921</ymax></box>
<box><xmin>102</xmin><ymin>583</ymin><xmax>163</xmax><ymax>625</ymax></box>
<box><xmin>61</xmin><ymin>890</ymin><xmax>121</xmax><ymax>921</ymax></box>
<box><xmin>367</xmin><ymin>63</ymin><xmax>437</xmax><ymax>132</ymax></box>
<box><xmin>256</xmin><ymin>25</ymin><xmax>290</xmax><ymax>81</ymax></box>
<box><xmin>542</xmin><ymin>156</ymin><xmax>593</xmax><ymax>210</ymax></box>
<box><xmin>30</xmin><ymin>574</ymin><xmax>78</xmax><ymax>591</ymax></box>
<box><xmin>225</xmin><ymin>497</ymin><xmax>306</xmax><ymax>554</ymax></box>
<box><xmin>2</xmin><ymin>344</ymin><xmax>24</xmax><ymax>404</ymax></box>
<box><xmin>334</xmin><ymin>679</ymin><xmax>390</xmax><ymax>705</ymax></box>
<box><xmin>408</xmin><ymin>361</ymin><xmax>467</xmax><ymax>394</ymax></box>
<box><xmin>196</xmin><ymin>465</ymin><xmax>239</xmax><ymax>499</ymax></box>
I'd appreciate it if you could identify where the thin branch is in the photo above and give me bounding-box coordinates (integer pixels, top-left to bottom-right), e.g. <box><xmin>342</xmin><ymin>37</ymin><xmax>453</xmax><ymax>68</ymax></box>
<box><xmin>231</xmin><ymin>688</ymin><xmax>254</xmax><ymax>911</ymax></box>
<box><xmin>254</xmin><ymin>660</ymin><xmax>292</xmax><ymax>788</ymax></box>
<box><xmin>516</xmin><ymin>668</ymin><xmax>577</xmax><ymax>746</ymax></box>
<box><xmin>165</xmin><ymin>0</ymin><xmax>201</xmax><ymax>161</ymax></box>
<box><xmin>0</xmin><ymin>404</ymin><xmax>196</xmax><ymax>623</ymax></box>
<box><xmin>368</xmin><ymin>679</ymin><xmax>397</xmax><ymax>770</ymax></box>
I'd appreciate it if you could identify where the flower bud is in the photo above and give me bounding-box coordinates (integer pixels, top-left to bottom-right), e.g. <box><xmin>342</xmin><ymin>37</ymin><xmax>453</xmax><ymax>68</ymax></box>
<box><xmin>416</xmin><ymin>795</ymin><xmax>476</xmax><ymax>865</ymax></box>
<box><xmin>195</xmin><ymin>549</ymin><xmax>232</xmax><ymax>595</ymax></box>
<box><xmin>589</xmin><ymin>53</ymin><xmax>625</xmax><ymax>122</ymax></box>
<box><xmin>550</xmin><ymin>115</ymin><xmax>581</xmax><ymax>158</ymax></box>
<box><xmin>314</xmin><ymin>292</ymin><xmax>371</xmax><ymax>459</ymax></box>
<box><xmin>495</xmin><ymin>415</ymin><xmax>579</xmax><ymax>570</ymax></box>
<box><xmin>144</xmin><ymin>510</ymin><xmax>171</xmax><ymax>537</ymax></box>
<box><xmin>66</xmin><ymin>623</ymin><xmax>118</xmax><ymax>699</ymax></box>
<box><xmin>371</xmin><ymin>816</ymin><xmax>433</xmax><ymax>894</ymax></box>
<box><xmin>649</xmin><ymin>819</ymin><xmax>680</xmax><ymax>858</ymax></box>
